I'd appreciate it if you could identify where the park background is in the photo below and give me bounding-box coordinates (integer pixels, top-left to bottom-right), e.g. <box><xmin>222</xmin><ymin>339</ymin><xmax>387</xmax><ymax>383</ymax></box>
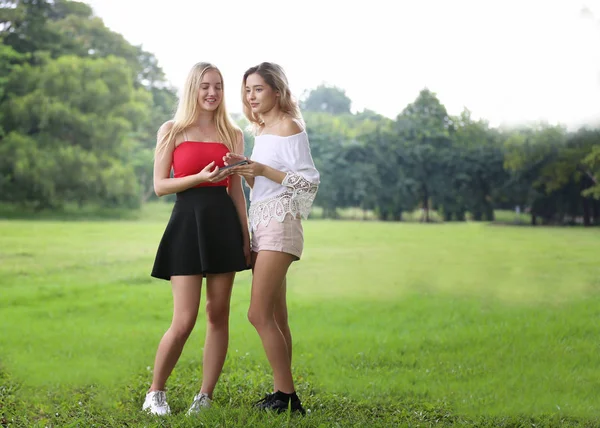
<box><xmin>1</xmin><ymin>1</ymin><xmax>600</xmax><ymax>426</ymax></box>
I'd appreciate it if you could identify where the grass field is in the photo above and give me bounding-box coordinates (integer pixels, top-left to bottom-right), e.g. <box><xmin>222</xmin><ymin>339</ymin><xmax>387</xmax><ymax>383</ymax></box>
<box><xmin>1</xmin><ymin>203</ymin><xmax>599</xmax><ymax>427</ymax></box>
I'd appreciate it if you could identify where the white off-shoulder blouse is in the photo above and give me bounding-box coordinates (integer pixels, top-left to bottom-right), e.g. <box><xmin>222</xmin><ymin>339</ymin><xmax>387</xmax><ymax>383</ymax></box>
<box><xmin>248</xmin><ymin>130</ymin><xmax>320</xmax><ymax>230</ymax></box>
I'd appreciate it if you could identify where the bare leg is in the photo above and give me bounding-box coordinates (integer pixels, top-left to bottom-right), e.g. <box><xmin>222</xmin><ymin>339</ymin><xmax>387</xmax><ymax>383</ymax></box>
<box><xmin>274</xmin><ymin>277</ymin><xmax>292</xmax><ymax>364</ymax></box>
<box><xmin>251</xmin><ymin>252</ymin><xmax>293</xmax><ymax>388</ymax></box>
<box><xmin>248</xmin><ymin>250</ymin><xmax>295</xmax><ymax>393</ymax></box>
<box><xmin>251</xmin><ymin>251</ymin><xmax>292</xmax><ymax>364</ymax></box>
<box><xmin>199</xmin><ymin>272</ymin><xmax>235</xmax><ymax>398</ymax></box>
<box><xmin>150</xmin><ymin>275</ymin><xmax>202</xmax><ymax>391</ymax></box>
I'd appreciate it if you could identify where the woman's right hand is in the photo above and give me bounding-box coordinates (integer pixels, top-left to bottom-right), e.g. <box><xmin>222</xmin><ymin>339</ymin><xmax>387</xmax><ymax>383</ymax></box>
<box><xmin>196</xmin><ymin>161</ymin><xmax>231</xmax><ymax>183</ymax></box>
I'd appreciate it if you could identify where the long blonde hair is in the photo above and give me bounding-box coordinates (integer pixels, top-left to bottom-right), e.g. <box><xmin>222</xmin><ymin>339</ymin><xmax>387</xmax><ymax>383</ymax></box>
<box><xmin>241</xmin><ymin>62</ymin><xmax>305</xmax><ymax>134</ymax></box>
<box><xmin>156</xmin><ymin>62</ymin><xmax>240</xmax><ymax>158</ymax></box>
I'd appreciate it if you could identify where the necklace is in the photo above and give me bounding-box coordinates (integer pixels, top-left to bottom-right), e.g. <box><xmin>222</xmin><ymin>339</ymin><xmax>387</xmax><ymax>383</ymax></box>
<box><xmin>262</xmin><ymin>114</ymin><xmax>286</xmax><ymax>129</ymax></box>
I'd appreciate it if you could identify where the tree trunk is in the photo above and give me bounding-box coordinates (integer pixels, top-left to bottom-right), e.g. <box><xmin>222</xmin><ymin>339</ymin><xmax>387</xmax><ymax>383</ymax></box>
<box><xmin>324</xmin><ymin>207</ymin><xmax>332</xmax><ymax>219</ymax></box>
<box><xmin>582</xmin><ymin>197</ymin><xmax>591</xmax><ymax>227</ymax></box>
<box><xmin>485</xmin><ymin>204</ymin><xmax>495</xmax><ymax>221</ymax></box>
<box><xmin>422</xmin><ymin>185</ymin><xmax>429</xmax><ymax>222</ymax></box>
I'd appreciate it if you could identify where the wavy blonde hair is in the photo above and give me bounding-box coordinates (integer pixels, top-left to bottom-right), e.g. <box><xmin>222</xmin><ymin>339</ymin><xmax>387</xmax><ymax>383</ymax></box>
<box><xmin>241</xmin><ymin>62</ymin><xmax>305</xmax><ymax>134</ymax></box>
<box><xmin>156</xmin><ymin>62</ymin><xmax>240</xmax><ymax>158</ymax></box>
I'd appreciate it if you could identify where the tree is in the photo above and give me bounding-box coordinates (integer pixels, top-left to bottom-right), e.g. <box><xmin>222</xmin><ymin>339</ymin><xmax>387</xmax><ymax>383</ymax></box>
<box><xmin>0</xmin><ymin>0</ymin><xmax>177</xmax><ymax>211</ymax></box>
<box><xmin>395</xmin><ymin>88</ymin><xmax>453</xmax><ymax>222</ymax></box>
<box><xmin>301</xmin><ymin>84</ymin><xmax>352</xmax><ymax>115</ymax></box>
<box><xmin>503</xmin><ymin>124</ymin><xmax>599</xmax><ymax>225</ymax></box>
<box><xmin>0</xmin><ymin>0</ymin><xmax>62</xmax><ymax>59</ymax></box>
<box><xmin>447</xmin><ymin>109</ymin><xmax>506</xmax><ymax>221</ymax></box>
<box><xmin>0</xmin><ymin>54</ymin><xmax>152</xmax><ymax>209</ymax></box>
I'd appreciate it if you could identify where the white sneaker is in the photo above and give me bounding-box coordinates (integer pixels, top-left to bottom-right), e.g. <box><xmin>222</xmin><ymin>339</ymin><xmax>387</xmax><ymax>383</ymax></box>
<box><xmin>142</xmin><ymin>390</ymin><xmax>171</xmax><ymax>416</ymax></box>
<box><xmin>187</xmin><ymin>392</ymin><xmax>212</xmax><ymax>415</ymax></box>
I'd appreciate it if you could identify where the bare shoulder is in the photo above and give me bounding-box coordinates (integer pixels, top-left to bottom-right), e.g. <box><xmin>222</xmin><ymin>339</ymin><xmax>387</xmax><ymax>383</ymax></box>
<box><xmin>157</xmin><ymin>120</ymin><xmax>175</xmax><ymax>138</ymax></box>
<box><xmin>155</xmin><ymin>120</ymin><xmax>179</xmax><ymax>156</ymax></box>
<box><xmin>278</xmin><ymin>117</ymin><xmax>304</xmax><ymax>137</ymax></box>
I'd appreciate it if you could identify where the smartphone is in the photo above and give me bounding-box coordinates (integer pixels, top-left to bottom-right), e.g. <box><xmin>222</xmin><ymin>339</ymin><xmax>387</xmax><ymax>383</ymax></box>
<box><xmin>218</xmin><ymin>160</ymin><xmax>249</xmax><ymax>171</ymax></box>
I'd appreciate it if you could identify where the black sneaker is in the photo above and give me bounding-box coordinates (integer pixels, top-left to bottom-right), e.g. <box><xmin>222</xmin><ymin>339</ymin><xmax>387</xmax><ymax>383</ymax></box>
<box><xmin>256</xmin><ymin>390</ymin><xmax>306</xmax><ymax>415</ymax></box>
<box><xmin>254</xmin><ymin>392</ymin><xmax>275</xmax><ymax>408</ymax></box>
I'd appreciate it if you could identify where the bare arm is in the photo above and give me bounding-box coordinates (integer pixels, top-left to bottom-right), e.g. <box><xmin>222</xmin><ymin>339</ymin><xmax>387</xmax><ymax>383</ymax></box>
<box><xmin>227</xmin><ymin>131</ymin><xmax>251</xmax><ymax>263</ymax></box>
<box><xmin>153</xmin><ymin>121</ymin><xmax>226</xmax><ymax>197</ymax></box>
<box><xmin>229</xmin><ymin>174</ymin><xmax>250</xmax><ymax>237</ymax></box>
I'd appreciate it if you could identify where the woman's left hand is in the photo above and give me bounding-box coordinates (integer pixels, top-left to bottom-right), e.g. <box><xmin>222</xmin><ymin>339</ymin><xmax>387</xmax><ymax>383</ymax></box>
<box><xmin>243</xmin><ymin>242</ymin><xmax>251</xmax><ymax>267</ymax></box>
<box><xmin>223</xmin><ymin>152</ymin><xmax>247</xmax><ymax>166</ymax></box>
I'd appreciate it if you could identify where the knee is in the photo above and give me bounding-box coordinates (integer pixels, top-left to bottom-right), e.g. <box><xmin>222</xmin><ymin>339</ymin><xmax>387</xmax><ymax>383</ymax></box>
<box><xmin>206</xmin><ymin>300</ymin><xmax>229</xmax><ymax>329</ymax></box>
<box><xmin>170</xmin><ymin>317</ymin><xmax>196</xmax><ymax>341</ymax></box>
<box><xmin>247</xmin><ymin>307</ymin><xmax>270</xmax><ymax>330</ymax></box>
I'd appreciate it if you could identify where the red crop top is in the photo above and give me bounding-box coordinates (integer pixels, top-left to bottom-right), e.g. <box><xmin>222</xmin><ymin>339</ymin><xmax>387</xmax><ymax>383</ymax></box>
<box><xmin>172</xmin><ymin>142</ymin><xmax>230</xmax><ymax>187</ymax></box>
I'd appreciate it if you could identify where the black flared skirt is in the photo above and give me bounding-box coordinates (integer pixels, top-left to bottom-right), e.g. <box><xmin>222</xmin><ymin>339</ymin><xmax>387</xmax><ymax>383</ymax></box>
<box><xmin>151</xmin><ymin>186</ymin><xmax>249</xmax><ymax>281</ymax></box>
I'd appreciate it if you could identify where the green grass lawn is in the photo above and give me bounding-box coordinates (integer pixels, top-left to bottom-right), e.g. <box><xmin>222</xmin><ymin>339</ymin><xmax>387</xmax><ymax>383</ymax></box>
<box><xmin>1</xmin><ymin>204</ymin><xmax>599</xmax><ymax>427</ymax></box>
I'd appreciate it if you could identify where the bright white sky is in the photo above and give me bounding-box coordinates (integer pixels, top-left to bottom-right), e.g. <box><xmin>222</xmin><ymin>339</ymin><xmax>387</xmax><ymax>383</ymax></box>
<box><xmin>84</xmin><ymin>0</ymin><xmax>600</xmax><ymax>129</ymax></box>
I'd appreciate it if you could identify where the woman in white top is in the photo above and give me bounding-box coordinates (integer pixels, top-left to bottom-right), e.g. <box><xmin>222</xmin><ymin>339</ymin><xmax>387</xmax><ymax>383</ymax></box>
<box><xmin>225</xmin><ymin>62</ymin><xmax>319</xmax><ymax>414</ymax></box>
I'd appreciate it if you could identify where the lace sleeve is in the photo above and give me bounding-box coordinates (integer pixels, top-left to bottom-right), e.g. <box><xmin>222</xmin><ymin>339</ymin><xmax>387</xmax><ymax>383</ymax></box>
<box><xmin>279</xmin><ymin>132</ymin><xmax>320</xmax><ymax>216</ymax></box>
<box><xmin>282</xmin><ymin>172</ymin><xmax>318</xmax><ymax>193</ymax></box>
<box><xmin>282</xmin><ymin>172</ymin><xmax>318</xmax><ymax>218</ymax></box>
<box><xmin>281</xmin><ymin>132</ymin><xmax>320</xmax><ymax>191</ymax></box>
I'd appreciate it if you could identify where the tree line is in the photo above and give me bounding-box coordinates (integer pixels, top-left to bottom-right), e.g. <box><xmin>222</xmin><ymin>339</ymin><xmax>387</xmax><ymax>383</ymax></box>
<box><xmin>301</xmin><ymin>87</ymin><xmax>600</xmax><ymax>226</ymax></box>
<box><xmin>1</xmin><ymin>0</ymin><xmax>599</xmax><ymax>226</ymax></box>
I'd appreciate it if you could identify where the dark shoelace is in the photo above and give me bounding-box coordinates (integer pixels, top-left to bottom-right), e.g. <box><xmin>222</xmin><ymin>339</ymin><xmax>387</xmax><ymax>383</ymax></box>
<box><xmin>152</xmin><ymin>392</ymin><xmax>167</xmax><ymax>406</ymax></box>
<box><xmin>254</xmin><ymin>392</ymin><xmax>275</xmax><ymax>406</ymax></box>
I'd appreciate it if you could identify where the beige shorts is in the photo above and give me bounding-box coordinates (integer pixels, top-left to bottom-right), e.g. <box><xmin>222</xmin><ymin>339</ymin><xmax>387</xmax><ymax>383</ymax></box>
<box><xmin>251</xmin><ymin>214</ymin><xmax>304</xmax><ymax>260</ymax></box>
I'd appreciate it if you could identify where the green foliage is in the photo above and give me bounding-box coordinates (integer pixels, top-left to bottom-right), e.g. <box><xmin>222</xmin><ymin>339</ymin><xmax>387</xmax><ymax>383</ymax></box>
<box><xmin>582</xmin><ymin>144</ymin><xmax>600</xmax><ymax>199</ymax></box>
<box><xmin>302</xmin><ymin>88</ymin><xmax>599</xmax><ymax>225</ymax></box>
<box><xmin>0</xmin><ymin>54</ymin><xmax>151</xmax><ymax>209</ymax></box>
<box><xmin>0</xmin><ymin>0</ymin><xmax>176</xmax><ymax>210</ymax></box>
<box><xmin>503</xmin><ymin>124</ymin><xmax>600</xmax><ymax>225</ymax></box>
<box><xmin>301</xmin><ymin>84</ymin><xmax>352</xmax><ymax>115</ymax></box>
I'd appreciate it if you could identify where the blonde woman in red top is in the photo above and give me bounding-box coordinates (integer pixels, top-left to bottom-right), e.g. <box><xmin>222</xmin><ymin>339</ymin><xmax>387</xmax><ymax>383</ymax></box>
<box><xmin>143</xmin><ymin>62</ymin><xmax>250</xmax><ymax>416</ymax></box>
